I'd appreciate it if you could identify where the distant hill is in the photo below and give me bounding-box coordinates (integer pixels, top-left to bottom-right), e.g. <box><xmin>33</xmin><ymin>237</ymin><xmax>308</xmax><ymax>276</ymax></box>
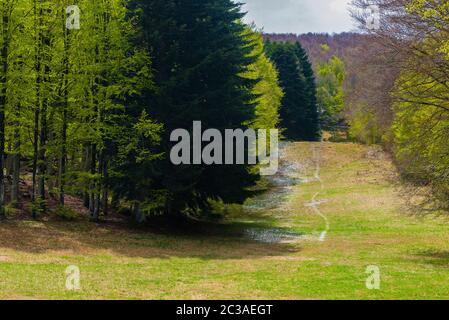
<box><xmin>264</xmin><ymin>32</ymin><xmax>374</xmax><ymax>95</ymax></box>
<box><xmin>264</xmin><ymin>32</ymin><xmax>368</xmax><ymax>68</ymax></box>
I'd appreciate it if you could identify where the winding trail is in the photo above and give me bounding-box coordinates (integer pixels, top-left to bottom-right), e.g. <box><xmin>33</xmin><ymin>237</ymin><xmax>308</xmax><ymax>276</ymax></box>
<box><xmin>303</xmin><ymin>144</ymin><xmax>330</xmax><ymax>242</ymax></box>
<box><xmin>243</xmin><ymin>142</ymin><xmax>331</xmax><ymax>243</ymax></box>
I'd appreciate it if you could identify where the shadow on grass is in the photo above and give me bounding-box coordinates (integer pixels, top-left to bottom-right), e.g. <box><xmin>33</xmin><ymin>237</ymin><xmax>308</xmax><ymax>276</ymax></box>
<box><xmin>0</xmin><ymin>145</ymin><xmax>305</xmax><ymax>261</ymax></box>
<box><xmin>411</xmin><ymin>249</ymin><xmax>449</xmax><ymax>267</ymax></box>
<box><xmin>0</xmin><ymin>216</ymin><xmax>303</xmax><ymax>260</ymax></box>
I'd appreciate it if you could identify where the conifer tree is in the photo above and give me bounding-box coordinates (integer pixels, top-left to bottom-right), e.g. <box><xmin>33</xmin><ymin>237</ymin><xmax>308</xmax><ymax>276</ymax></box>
<box><xmin>294</xmin><ymin>42</ymin><xmax>320</xmax><ymax>141</ymax></box>
<box><xmin>266</xmin><ymin>41</ymin><xmax>320</xmax><ymax>141</ymax></box>
<box><xmin>132</xmin><ymin>0</ymin><xmax>260</xmax><ymax>217</ymax></box>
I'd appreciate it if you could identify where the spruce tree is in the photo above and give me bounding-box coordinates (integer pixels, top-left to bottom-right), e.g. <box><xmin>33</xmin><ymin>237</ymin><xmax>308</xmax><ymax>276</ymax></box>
<box><xmin>294</xmin><ymin>42</ymin><xmax>320</xmax><ymax>141</ymax></box>
<box><xmin>266</xmin><ymin>41</ymin><xmax>320</xmax><ymax>141</ymax></box>
<box><xmin>132</xmin><ymin>0</ymin><xmax>259</xmax><ymax>217</ymax></box>
<box><xmin>266</xmin><ymin>42</ymin><xmax>306</xmax><ymax>140</ymax></box>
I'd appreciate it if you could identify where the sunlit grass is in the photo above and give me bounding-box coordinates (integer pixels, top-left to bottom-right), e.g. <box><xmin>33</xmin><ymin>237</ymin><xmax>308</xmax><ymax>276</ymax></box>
<box><xmin>1</xmin><ymin>142</ymin><xmax>449</xmax><ymax>299</ymax></box>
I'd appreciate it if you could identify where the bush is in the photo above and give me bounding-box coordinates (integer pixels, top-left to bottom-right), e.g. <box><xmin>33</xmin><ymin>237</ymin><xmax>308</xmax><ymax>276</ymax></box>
<box><xmin>348</xmin><ymin>108</ymin><xmax>383</xmax><ymax>145</ymax></box>
<box><xmin>393</xmin><ymin>73</ymin><xmax>449</xmax><ymax>207</ymax></box>
<box><xmin>5</xmin><ymin>205</ymin><xmax>19</xmax><ymax>217</ymax></box>
<box><xmin>55</xmin><ymin>205</ymin><xmax>79</xmax><ymax>221</ymax></box>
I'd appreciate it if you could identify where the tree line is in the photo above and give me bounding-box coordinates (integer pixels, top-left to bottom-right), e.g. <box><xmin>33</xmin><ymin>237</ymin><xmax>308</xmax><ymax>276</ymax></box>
<box><xmin>350</xmin><ymin>0</ymin><xmax>449</xmax><ymax>209</ymax></box>
<box><xmin>264</xmin><ymin>35</ymin><xmax>347</xmax><ymax>137</ymax></box>
<box><xmin>265</xmin><ymin>41</ymin><xmax>321</xmax><ymax>141</ymax></box>
<box><xmin>0</xmin><ymin>0</ymin><xmax>319</xmax><ymax>222</ymax></box>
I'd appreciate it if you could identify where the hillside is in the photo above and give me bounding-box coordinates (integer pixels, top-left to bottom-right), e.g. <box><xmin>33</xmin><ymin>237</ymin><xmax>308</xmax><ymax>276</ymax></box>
<box><xmin>264</xmin><ymin>32</ymin><xmax>368</xmax><ymax>68</ymax></box>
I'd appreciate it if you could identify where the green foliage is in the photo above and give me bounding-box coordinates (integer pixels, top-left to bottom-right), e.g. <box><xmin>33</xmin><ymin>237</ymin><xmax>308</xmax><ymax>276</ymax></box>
<box><xmin>265</xmin><ymin>41</ymin><xmax>320</xmax><ymax>141</ymax></box>
<box><xmin>316</xmin><ymin>54</ymin><xmax>346</xmax><ymax>130</ymax></box>
<box><xmin>349</xmin><ymin>0</ymin><xmax>449</xmax><ymax>208</ymax></box>
<box><xmin>130</xmin><ymin>0</ymin><xmax>271</xmax><ymax>217</ymax></box>
<box><xmin>0</xmin><ymin>0</ymin><xmax>163</xmax><ymax>219</ymax></box>
<box><xmin>383</xmin><ymin>1</ymin><xmax>449</xmax><ymax>206</ymax></box>
<box><xmin>0</xmin><ymin>0</ymin><xmax>286</xmax><ymax>222</ymax></box>
<box><xmin>55</xmin><ymin>205</ymin><xmax>79</xmax><ymax>221</ymax></box>
<box><xmin>393</xmin><ymin>71</ymin><xmax>449</xmax><ymax>205</ymax></box>
<box><xmin>348</xmin><ymin>107</ymin><xmax>382</xmax><ymax>145</ymax></box>
<box><xmin>320</xmin><ymin>43</ymin><xmax>330</xmax><ymax>52</ymax></box>
<box><xmin>243</xmin><ymin>28</ymin><xmax>283</xmax><ymax>131</ymax></box>
<box><xmin>4</xmin><ymin>205</ymin><xmax>19</xmax><ymax>217</ymax></box>
<box><xmin>31</xmin><ymin>198</ymin><xmax>46</xmax><ymax>218</ymax></box>
<box><xmin>294</xmin><ymin>42</ymin><xmax>321</xmax><ymax>141</ymax></box>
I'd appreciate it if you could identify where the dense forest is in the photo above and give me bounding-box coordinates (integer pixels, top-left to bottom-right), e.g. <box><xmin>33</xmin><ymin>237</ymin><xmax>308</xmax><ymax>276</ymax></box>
<box><xmin>0</xmin><ymin>0</ymin><xmax>320</xmax><ymax>223</ymax></box>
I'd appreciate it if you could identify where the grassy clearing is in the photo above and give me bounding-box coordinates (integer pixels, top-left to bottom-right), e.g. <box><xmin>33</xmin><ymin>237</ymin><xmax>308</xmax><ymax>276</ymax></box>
<box><xmin>1</xmin><ymin>142</ymin><xmax>449</xmax><ymax>299</ymax></box>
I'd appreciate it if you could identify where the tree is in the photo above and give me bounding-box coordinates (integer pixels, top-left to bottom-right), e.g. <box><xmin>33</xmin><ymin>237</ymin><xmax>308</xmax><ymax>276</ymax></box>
<box><xmin>0</xmin><ymin>0</ymin><xmax>14</xmax><ymax>218</ymax></box>
<box><xmin>131</xmin><ymin>0</ymin><xmax>261</xmax><ymax>218</ymax></box>
<box><xmin>266</xmin><ymin>41</ymin><xmax>320</xmax><ymax>141</ymax></box>
<box><xmin>350</xmin><ymin>0</ymin><xmax>449</xmax><ymax>207</ymax></box>
<box><xmin>0</xmin><ymin>0</ymin><xmax>282</xmax><ymax>223</ymax></box>
<box><xmin>243</xmin><ymin>27</ymin><xmax>283</xmax><ymax>132</ymax></box>
<box><xmin>69</xmin><ymin>0</ymin><xmax>157</xmax><ymax>221</ymax></box>
<box><xmin>316</xmin><ymin>53</ymin><xmax>346</xmax><ymax>131</ymax></box>
<box><xmin>294</xmin><ymin>42</ymin><xmax>320</xmax><ymax>140</ymax></box>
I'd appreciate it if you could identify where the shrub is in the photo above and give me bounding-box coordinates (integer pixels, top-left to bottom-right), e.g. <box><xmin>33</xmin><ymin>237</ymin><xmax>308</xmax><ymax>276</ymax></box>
<box><xmin>55</xmin><ymin>205</ymin><xmax>79</xmax><ymax>221</ymax></box>
<box><xmin>348</xmin><ymin>108</ymin><xmax>383</xmax><ymax>145</ymax></box>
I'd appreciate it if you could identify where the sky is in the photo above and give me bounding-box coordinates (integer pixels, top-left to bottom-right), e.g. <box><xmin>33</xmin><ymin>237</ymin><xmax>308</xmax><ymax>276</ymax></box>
<box><xmin>239</xmin><ymin>0</ymin><xmax>355</xmax><ymax>34</ymax></box>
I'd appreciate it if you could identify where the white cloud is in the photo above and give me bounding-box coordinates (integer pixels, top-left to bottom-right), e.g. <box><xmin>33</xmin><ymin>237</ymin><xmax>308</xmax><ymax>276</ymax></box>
<box><xmin>239</xmin><ymin>0</ymin><xmax>355</xmax><ymax>34</ymax></box>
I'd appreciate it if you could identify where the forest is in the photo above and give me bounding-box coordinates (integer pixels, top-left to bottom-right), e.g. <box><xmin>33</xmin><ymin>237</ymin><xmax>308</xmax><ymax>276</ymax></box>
<box><xmin>0</xmin><ymin>0</ymin><xmax>320</xmax><ymax>223</ymax></box>
<box><xmin>1</xmin><ymin>0</ymin><xmax>449</xmax><ymax>301</ymax></box>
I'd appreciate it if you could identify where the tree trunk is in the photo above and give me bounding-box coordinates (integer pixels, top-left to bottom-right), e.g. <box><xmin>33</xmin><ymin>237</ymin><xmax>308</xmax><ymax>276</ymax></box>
<box><xmin>0</xmin><ymin>3</ymin><xmax>9</xmax><ymax>219</ymax></box>
<box><xmin>37</xmin><ymin>7</ymin><xmax>52</xmax><ymax>214</ymax></box>
<box><xmin>89</xmin><ymin>144</ymin><xmax>97</xmax><ymax>220</ymax></box>
<box><xmin>11</xmin><ymin>103</ymin><xmax>20</xmax><ymax>206</ymax></box>
<box><xmin>102</xmin><ymin>159</ymin><xmax>108</xmax><ymax>215</ymax></box>
<box><xmin>134</xmin><ymin>202</ymin><xmax>144</xmax><ymax>224</ymax></box>
<box><xmin>59</xmin><ymin>8</ymin><xmax>70</xmax><ymax>206</ymax></box>
<box><xmin>82</xmin><ymin>145</ymin><xmax>90</xmax><ymax>208</ymax></box>
<box><xmin>38</xmin><ymin>71</ymin><xmax>48</xmax><ymax>213</ymax></box>
<box><xmin>94</xmin><ymin>152</ymin><xmax>102</xmax><ymax>219</ymax></box>
<box><xmin>32</xmin><ymin>0</ymin><xmax>41</xmax><ymax>219</ymax></box>
<box><xmin>111</xmin><ymin>191</ymin><xmax>119</xmax><ymax>211</ymax></box>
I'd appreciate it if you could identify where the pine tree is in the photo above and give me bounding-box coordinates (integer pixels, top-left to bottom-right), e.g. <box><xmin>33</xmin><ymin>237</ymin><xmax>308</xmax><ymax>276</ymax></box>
<box><xmin>294</xmin><ymin>42</ymin><xmax>320</xmax><ymax>141</ymax></box>
<box><xmin>132</xmin><ymin>0</ymin><xmax>259</xmax><ymax>218</ymax></box>
<box><xmin>266</xmin><ymin>42</ymin><xmax>306</xmax><ymax>140</ymax></box>
<box><xmin>266</xmin><ymin>41</ymin><xmax>320</xmax><ymax>141</ymax></box>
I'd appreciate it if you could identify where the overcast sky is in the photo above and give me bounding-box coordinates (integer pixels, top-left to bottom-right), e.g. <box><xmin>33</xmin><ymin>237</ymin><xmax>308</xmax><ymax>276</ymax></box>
<box><xmin>239</xmin><ymin>0</ymin><xmax>355</xmax><ymax>34</ymax></box>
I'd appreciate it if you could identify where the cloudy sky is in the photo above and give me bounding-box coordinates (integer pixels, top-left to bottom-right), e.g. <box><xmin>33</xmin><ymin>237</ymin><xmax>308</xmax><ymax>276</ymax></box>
<box><xmin>240</xmin><ymin>0</ymin><xmax>355</xmax><ymax>34</ymax></box>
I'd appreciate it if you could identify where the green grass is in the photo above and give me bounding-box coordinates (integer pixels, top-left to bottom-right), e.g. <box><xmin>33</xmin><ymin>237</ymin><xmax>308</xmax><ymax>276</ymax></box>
<box><xmin>1</xmin><ymin>142</ymin><xmax>449</xmax><ymax>299</ymax></box>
